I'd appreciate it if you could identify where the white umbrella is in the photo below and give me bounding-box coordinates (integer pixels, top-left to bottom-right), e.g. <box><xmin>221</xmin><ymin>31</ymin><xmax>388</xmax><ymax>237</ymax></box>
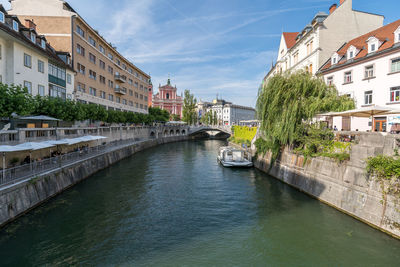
<box><xmin>332</xmin><ymin>105</ymin><xmax>392</xmax><ymax>118</ymax></box>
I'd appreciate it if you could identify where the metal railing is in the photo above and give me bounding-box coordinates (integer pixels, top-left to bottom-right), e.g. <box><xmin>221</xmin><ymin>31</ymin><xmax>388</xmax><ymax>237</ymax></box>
<box><xmin>0</xmin><ymin>138</ymin><xmax>146</xmax><ymax>188</ymax></box>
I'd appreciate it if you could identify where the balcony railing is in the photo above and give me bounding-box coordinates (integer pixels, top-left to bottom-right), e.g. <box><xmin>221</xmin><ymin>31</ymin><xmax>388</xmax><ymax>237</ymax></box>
<box><xmin>115</xmin><ymin>86</ymin><xmax>127</xmax><ymax>95</ymax></box>
<box><xmin>114</xmin><ymin>73</ymin><xmax>126</xmax><ymax>83</ymax></box>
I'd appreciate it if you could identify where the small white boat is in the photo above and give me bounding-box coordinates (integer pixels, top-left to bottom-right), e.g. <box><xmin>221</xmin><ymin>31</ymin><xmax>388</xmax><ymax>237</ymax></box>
<box><xmin>217</xmin><ymin>146</ymin><xmax>253</xmax><ymax>168</ymax></box>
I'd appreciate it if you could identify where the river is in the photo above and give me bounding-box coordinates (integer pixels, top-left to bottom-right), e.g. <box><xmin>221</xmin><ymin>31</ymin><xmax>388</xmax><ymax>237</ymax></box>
<box><xmin>0</xmin><ymin>140</ymin><xmax>399</xmax><ymax>266</ymax></box>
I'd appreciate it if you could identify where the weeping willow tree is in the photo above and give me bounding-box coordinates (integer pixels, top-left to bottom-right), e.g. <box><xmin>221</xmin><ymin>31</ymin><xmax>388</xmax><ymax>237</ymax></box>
<box><xmin>256</xmin><ymin>71</ymin><xmax>354</xmax><ymax>159</ymax></box>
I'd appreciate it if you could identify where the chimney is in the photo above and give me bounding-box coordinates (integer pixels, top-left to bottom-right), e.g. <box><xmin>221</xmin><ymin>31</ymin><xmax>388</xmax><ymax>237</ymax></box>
<box><xmin>24</xmin><ymin>19</ymin><xmax>36</xmax><ymax>31</ymax></box>
<box><xmin>340</xmin><ymin>0</ymin><xmax>345</xmax><ymax>5</ymax></box>
<box><xmin>329</xmin><ymin>4</ymin><xmax>337</xmax><ymax>14</ymax></box>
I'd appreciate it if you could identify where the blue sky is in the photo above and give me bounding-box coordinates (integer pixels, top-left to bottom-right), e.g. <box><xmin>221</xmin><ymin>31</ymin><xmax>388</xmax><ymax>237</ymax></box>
<box><xmin>1</xmin><ymin>0</ymin><xmax>398</xmax><ymax>107</ymax></box>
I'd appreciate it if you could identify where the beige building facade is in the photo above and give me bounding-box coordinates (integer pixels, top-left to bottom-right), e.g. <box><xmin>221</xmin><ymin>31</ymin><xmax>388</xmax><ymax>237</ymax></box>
<box><xmin>9</xmin><ymin>0</ymin><xmax>151</xmax><ymax>113</ymax></box>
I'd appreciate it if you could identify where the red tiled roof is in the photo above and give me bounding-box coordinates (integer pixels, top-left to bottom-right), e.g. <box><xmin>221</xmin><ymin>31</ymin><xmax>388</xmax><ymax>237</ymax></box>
<box><xmin>283</xmin><ymin>32</ymin><xmax>298</xmax><ymax>49</ymax></box>
<box><xmin>321</xmin><ymin>19</ymin><xmax>400</xmax><ymax>72</ymax></box>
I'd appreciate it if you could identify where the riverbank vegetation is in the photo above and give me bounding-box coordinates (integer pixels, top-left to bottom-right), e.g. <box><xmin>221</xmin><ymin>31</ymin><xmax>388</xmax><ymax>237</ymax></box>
<box><xmin>255</xmin><ymin>72</ymin><xmax>354</xmax><ymax>162</ymax></box>
<box><xmin>229</xmin><ymin>126</ymin><xmax>257</xmax><ymax>147</ymax></box>
<box><xmin>367</xmin><ymin>155</ymin><xmax>400</xmax><ymax>210</ymax></box>
<box><xmin>0</xmin><ymin>83</ymin><xmax>170</xmax><ymax>124</ymax></box>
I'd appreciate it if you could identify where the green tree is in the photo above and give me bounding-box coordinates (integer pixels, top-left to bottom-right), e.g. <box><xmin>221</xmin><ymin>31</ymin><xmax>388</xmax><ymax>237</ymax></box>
<box><xmin>256</xmin><ymin>71</ymin><xmax>354</xmax><ymax>159</ymax></box>
<box><xmin>182</xmin><ymin>89</ymin><xmax>197</xmax><ymax>125</ymax></box>
<box><xmin>0</xmin><ymin>83</ymin><xmax>35</xmax><ymax>117</ymax></box>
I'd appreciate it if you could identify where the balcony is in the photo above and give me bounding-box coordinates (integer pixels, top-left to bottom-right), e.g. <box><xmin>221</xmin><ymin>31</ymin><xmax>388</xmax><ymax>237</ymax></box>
<box><xmin>114</xmin><ymin>73</ymin><xmax>126</xmax><ymax>83</ymax></box>
<box><xmin>114</xmin><ymin>86</ymin><xmax>127</xmax><ymax>95</ymax></box>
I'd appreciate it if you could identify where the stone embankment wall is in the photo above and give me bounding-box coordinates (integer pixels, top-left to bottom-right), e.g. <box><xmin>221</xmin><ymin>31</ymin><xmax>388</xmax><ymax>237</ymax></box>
<box><xmin>0</xmin><ymin>135</ymin><xmax>189</xmax><ymax>227</ymax></box>
<box><xmin>254</xmin><ymin>132</ymin><xmax>400</xmax><ymax>239</ymax></box>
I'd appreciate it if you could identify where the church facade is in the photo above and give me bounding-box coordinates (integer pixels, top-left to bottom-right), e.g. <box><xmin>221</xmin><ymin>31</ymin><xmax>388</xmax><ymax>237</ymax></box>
<box><xmin>152</xmin><ymin>79</ymin><xmax>183</xmax><ymax>118</ymax></box>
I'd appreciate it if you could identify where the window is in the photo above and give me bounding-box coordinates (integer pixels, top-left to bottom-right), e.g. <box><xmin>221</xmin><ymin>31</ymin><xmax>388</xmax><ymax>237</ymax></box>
<box><xmin>349</xmin><ymin>51</ymin><xmax>353</xmax><ymax>59</ymax></box>
<box><xmin>76</xmin><ymin>25</ymin><xmax>85</xmax><ymax>37</ymax></box>
<box><xmin>38</xmin><ymin>60</ymin><xmax>44</xmax><ymax>73</ymax></box>
<box><xmin>140</xmin><ymin>94</ymin><xmax>144</xmax><ymax>100</ymax></box>
<box><xmin>122</xmin><ymin>99</ymin><xmax>127</xmax><ymax>105</ymax></box>
<box><xmin>89</xmin><ymin>70</ymin><xmax>96</xmax><ymax>80</ymax></box>
<box><xmin>77</xmin><ymin>63</ymin><xmax>86</xmax><ymax>75</ymax></box>
<box><xmin>38</xmin><ymin>85</ymin><xmax>45</xmax><ymax>96</ymax></box>
<box><xmin>122</xmin><ymin>64</ymin><xmax>126</xmax><ymax>70</ymax></box>
<box><xmin>129</xmin><ymin>90</ymin><xmax>133</xmax><ymax>96</ymax></box>
<box><xmin>391</xmin><ymin>58</ymin><xmax>400</xmax><ymax>73</ymax></box>
<box><xmin>344</xmin><ymin>71</ymin><xmax>352</xmax><ymax>84</ymax></box>
<box><xmin>108</xmin><ymin>53</ymin><xmax>113</xmax><ymax>60</ymax></box>
<box><xmin>332</xmin><ymin>57</ymin><xmax>337</xmax><ymax>65</ymax></box>
<box><xmin>128</xmin><ymin>79</ymin><xmax>133</xmax><ymax>85</ymax></box>
<box><xmin>327</xmin><ymin>76</ymin><xmax>333</xmax><ymax>86</ymax></box>
<box><xmin>89</xmin><ymin>87</ymin><xmax>97</xmax><ymax>96</ymax></box>
<box><xmin>364</xmin><ymin>90</ymin><xmax>373</xmax><ymax>105</ymax></box>
<box><xmin>134</xmin><ymin>82</ymin><xmax>138</xmax><ymax>88</ymax></box>
<box><xmin>145</xmin><ymin>96</ymin><xmax>148</xmax><ymax>101</ymax></box>
<box><xmin>77</xmin><ymin>83</ymin><xmax>86</xmax><ymax>93</ymax></box>
<box><xmin>89</xmin><ymin>53</ymin><xmax>96</xmax><ymax>64</ymax></box>
<box><xmin>99</xmin><ymin>45</ymin><xmax>105</xmax><ymax>54</ymax></box>
<box><xmin>390</xmin><ymin>87</ymin><xmax>400</xmax><ymax>102</ymax></box>
<box><xmin>49</xmin><ymin>84</ymin><xmax>66</xmax><ymax>99</ymax></box>
<box><xmin>24</xmin><ymin>54</ymin><xmax>32</xmax><ymax>68</ymax></box>
<box><xmin>129</xmin><ymin>101</ymin><xmax>133</xmax><ymax>106</ymax></box>
<box><xmin>371</xmin><ymin>43</ymin><xmax>376</xmax><ymax>52</ymax></box>
<box><xmin>0</xmin><ymin>11</ymin><xmax>4</xmax><ymax>23</ymax></box>
<box><xmin>13</xmin><ymin>20</ymin><xmax>18</xmax><ymax>32</ymax></box>
<box><xmin>88</xmin><ymin>36</ymin><xmax>96</xmax><ymax>47</ymax></box>
<box><xmin>135</xmin><ymin>92</ymin><xmax>139</xmax><ymax>98</ymax></box>
<box><xmin>31</xmin><ymin>33</ymin><xmax>36</xmax><ymax>43</ymax></box>
<box><xmin>77</xmin><ymin>44</ymin><xmax>85</xmax><ymax>56</ymax></box>
<box><xmin>100</xmin><ymin>91</ymin><xmax>106</xmax><ymax>99</ymax></box>
<box><xmin>116</xmin><ymin>96</ymin><xmax>121</xmax><ymax>103</ymax></box>
<box><xmin>108</xmin><ymin>94</ymin><xmax>114</xmax><ymax>102</ymax></box>
<box><xmin>116</xmin><ymin>59</ymin><xmax>120</xmax><ymax>66</ymax></box>
<box><xmin>306</xmin><ymin>40</ymin><xmax>313</xmax><ymax>55</ymax></box>
<box><xmin>108</xmin><ymin>80</ymin><xmax>114</xmax><ymax>88</ymax></box>
<box><xmin>365</xmin><ymin>65</ymin><xmax>374</xmax><ymax>78</ymax></box>
<box><xmin>41</xmin><ymin>39</ymin><xmax>46</xmax><ymax>49</ymax></box>
<box><xmin>108</xmin><ymin>66</ymin><xmax>113</xmax><ymax>74</ymax></box>
<box><xmin>99</xmin><ymin>75</ymin><xmax>106</xmax><ymax>84</ymax></box>
<box><xmin>99</xmin><ymin>60</ymin><xmax>105</xmax><ymax>69</ymax></box>
<box><xmin>128</xmin><ymin>68</ymin><xmax>133</xmax><ymax>74</ymax></box>
<box><xmin>24</xmin><ymin>81</ymin><xmax>32</xmax><ymax>94</ymax></box>
<box><xmin>67</xmin><ymin>74</ymin><xmax>72</xmax><ymax>84</ymax></box>
<box><xmin>48</xmin><ymin>63</ymin><xmax>66</xmax><ymax>80</ymax></box>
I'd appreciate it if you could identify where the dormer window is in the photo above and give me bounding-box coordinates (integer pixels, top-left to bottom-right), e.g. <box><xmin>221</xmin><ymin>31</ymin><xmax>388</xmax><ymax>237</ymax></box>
<box><xmin>0</xmin><ymin>11</ymin><xmax>4</xmax><ymax>23</ymax></box>
<box><xmin>31</xmin><ymin>33</ymin><xmax>36</xmax><ymax>43</ymax></box>
<box><xmin>12</xmin><ymin>20</ymin><xmax>19</xmax><ymax>32</ymax></box>
<box><xmin>367</xmin><ymin>37</ymin><xmax>380</xmax><ymax>54</ymax></box>
<box><xmin>395</xmin><ymin>27</ymin><xmax>400</xmax><ymax>43</ymax></box>
<box><xmin>331</xmin><ymin>53</ymin><xmax>339</xmax><ymax>65</ymax></box>
<box><xmin>41</xmin><ymin>39</ymin><xmax>46</xmax><ymax>49</ymax></box>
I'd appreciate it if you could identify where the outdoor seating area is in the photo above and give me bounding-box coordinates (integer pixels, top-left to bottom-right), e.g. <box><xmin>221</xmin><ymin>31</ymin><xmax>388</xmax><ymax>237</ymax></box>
<box><xmin>0</xmin><ymin>136</ymin><xmax>107</xmax><ymax>183</ymax></box>
<box><xmin>318</xmin><ymin>105</ymin><xmax>400</xmax><ymax>133</ymax></box>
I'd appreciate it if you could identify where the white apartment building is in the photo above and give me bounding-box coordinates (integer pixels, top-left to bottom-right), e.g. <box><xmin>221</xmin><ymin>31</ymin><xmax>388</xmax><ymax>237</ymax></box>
<box><xmin>319</xmin><ymin>19</ymin><xmax>400</xmax><ymax>132</ymax></box>
<box><xmin>264</xmin><ymin>0</ymin><xmax>384</xmax><ymax>81</ymax></box>
<box><xmin>200</xmin><ymin>99</ymin><xmax>255</xmax><ymax>126</ymax></box>
<box><xmin>0</xmin><ymin>5</ymin><xmax>74</xmax><ymax>99</ymax></box>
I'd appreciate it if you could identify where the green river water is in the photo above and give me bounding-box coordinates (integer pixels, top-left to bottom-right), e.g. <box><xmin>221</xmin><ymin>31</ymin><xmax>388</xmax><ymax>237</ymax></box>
<box><xmin>0</xmin><ymin>140</ymin><xmax>399</xmax><ymax>266</ymax></box>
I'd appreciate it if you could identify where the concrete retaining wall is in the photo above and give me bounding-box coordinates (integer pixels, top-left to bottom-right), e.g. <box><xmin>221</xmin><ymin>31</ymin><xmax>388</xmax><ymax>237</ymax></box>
<box><xmin>0</xmin><ymin>135</ymin><xmax>189</xmax><ymax>227</ymax></box>
<box><xmin>254</xmin><ymin>132</ymin><xmax>400</xmax><ymax>239</ymax></box>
